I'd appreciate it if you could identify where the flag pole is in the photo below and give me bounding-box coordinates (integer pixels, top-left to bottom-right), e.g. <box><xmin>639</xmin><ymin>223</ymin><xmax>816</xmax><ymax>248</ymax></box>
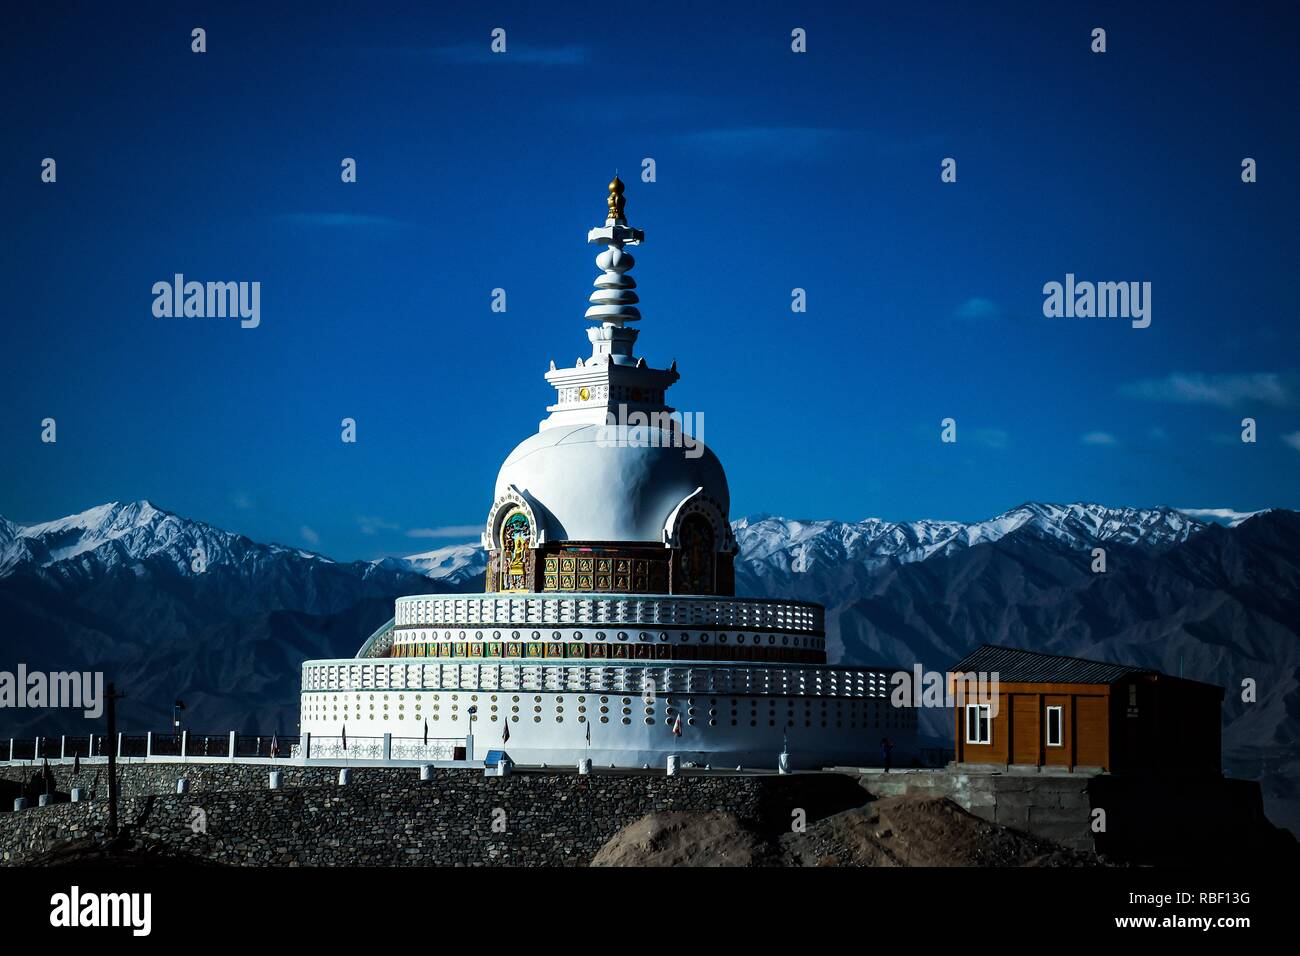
<box><xmin>105</xmin><ymin>682</ymin><xmax>125</xmax><ymax>840</ymax></box>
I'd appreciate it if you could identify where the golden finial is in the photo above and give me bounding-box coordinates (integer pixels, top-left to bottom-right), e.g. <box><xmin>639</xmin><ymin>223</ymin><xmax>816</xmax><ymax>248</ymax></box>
<box><xmin>606</xmin><ymin>174</ymin><xmax>626</xmax><ymax>223</ymax></box>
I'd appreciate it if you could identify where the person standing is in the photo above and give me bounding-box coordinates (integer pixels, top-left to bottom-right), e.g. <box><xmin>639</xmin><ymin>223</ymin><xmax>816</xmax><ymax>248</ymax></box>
<box><xmin>880</xmin><ymin>737</ymin><xmax>894</xmax><ymax>773</ymax></box>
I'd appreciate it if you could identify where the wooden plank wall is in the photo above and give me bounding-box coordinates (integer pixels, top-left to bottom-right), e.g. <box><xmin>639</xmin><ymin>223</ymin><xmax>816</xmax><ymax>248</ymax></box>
<box><xmin>954</xmin><ymin>683</ymin><xmax>1112</xmax><ymax>769</ymax></box>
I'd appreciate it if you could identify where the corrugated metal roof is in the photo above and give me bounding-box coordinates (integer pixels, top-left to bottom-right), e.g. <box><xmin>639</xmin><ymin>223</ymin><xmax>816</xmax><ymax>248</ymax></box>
<box><xmin>950</xmin><ymin>644</ymin><xmax>1151</xmax><ymax>685</ymax></box>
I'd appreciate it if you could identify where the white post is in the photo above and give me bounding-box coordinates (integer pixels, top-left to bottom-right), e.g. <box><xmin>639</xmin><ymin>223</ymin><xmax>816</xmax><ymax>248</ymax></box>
<box><xmin>228</xmin><ymin>730</ymin><xmax>237</xmax><ymax>761</ymax></box>
<box><xmin>338</xmin><ymin>768</ymin><xmax>351</xmax><ymax>785</ymax></box>
<box><xmin>60</xmin><ymin>735</ymin><xmax>66</xmax><ymax>760</ymax></box>
<box><xmin>14</xmin><ymin>797</ymin><xmax>28</xmax><ymax>810</ymax></box>
<box><xmin>39</xmin><ymin>794</ymin><xmax>53</xmax><ymax>807</ymax></box>
<box><xmin>578</xmin><ymin>758</ymin><xmax>592</xmax><ymax>775</ymax></box>
<box><xmin>6</xmin><ymin>738</ymin><xmax>12</xmax><ymax>763</ymax></box>
<box><xmin>176</xmin><ymin>778</ymin><xmax>188</xmax><ymax>794</ymax></box>
<box><xmin>145</xmin><ymin>731</ymin><xmax>153</xmax><ymax>758</ymax></box>
<box><xmin>303</xmin><ymin>733</ymin><xmax>312</xmax><ymax>760</ymax></box>
<box><xmin>116</xmin><ymin>732</ymin><xmax>123</xmax><ymax>758</ymax></box>
<box><xmin>180</xmin><ymin>730</ymin><xmax>188</xmax><ymax>760</ymax></box>
<box><xmin>268</xmin><ymin>771</ymin><xmax>283</xmax><ymax>790</ymax></box>
<box><xmin>465</xmin><ymin>733</ymin><xmax>474</xmax><ymax>762</ymax></box>
<box><xmin>87</xmin><ymin>734</ymin><xmax>95</xmax><ymax>759</ymax></box>
<box><xmin>382</xmin><ymin>733</ymin><xmax>392</xmax><ymax>761</ymax></box>
<box><xmin>420</xmin><ymin>765</ymin><xmax>434</xmax><ymax>781</ymax></box>
<box><xmin>666</xmin><ymin>754</ymin><xmax>679</xmax><ymax>776</ymax></box>
<box><xmin>34</xmin><ymin>736</ymin><xmax>42</xmax><ymax>761</ymax></box>
<box><xmin>71</xmin><ymin>788</ymin><xmax>85</xmax><ymax>802</ymax></box>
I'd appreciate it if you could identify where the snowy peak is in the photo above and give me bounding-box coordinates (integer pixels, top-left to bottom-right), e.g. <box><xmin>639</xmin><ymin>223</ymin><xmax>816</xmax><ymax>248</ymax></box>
<box><xmin>374</xmin><ymin>542</ymin><xmax>487</xmax><ymax>585</ymax></box>
<box><xmin>983</xmin><ymin>502</ymin><xmax>1204</xmax><ymax>549</ymax></box>
<box><xmin>732</xmin><ymin>514</ymin><xmax>965</xmax><ymax>567</ymax></box>
<box><xmin>1175</xmin><ymin>507</ymin><xmax>1270</xmax><ymax>528</ymax></box>
<box><xmin>0</xmin><ymin>499</ymin><xmax>333</xmax><ymax>578</ymax></box>
<box><xmin>734</xmin><ymin>502</ymin><xmax>1210</xmax><ymax>575</ymax></box>
<box><xmin>19</xmin><ymin>499</ymin><xmax>169</xmax><ymax>563</ymax></box>
<box><xmin>0</xmin><ymin>516</ymin><xmax>40</xmax><ymax>575</ymax></box>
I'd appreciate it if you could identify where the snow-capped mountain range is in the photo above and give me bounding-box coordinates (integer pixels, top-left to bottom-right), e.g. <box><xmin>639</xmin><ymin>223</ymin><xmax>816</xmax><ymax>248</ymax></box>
<box><xmin>0</xmin><ymin>500</ymin><xmax>330</xmax><ymax>578</ymax></box>
<box><xmin>0</xmin><ymin>498</ymin><xmax>1238</xmax><ymax>586</ymax></box>
<box><xmin>2</xmin><ymin>498</ymin><xmax>1298</xmax><ymax>833</ymax></box>
<box><xmin>733</xmin><ymin>502</ymin><xmax>1211</xmax><ymax>574</ymax></box>
<box><xmin>372</xmin><ymin>543</ymin><xmax>485</xmax><ymax>587</ymax></box>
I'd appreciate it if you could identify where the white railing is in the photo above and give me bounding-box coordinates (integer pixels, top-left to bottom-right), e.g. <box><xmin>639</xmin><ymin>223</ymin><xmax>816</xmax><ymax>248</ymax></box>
<box><xmin>389</xmin><ymin>738</ymin><xmax>460</xmax><ymax>761</ymax></box>
<box><xmin>392</xmin><ymin>594</ymin><xmax>823</xmax><ymax>634</ymax></box>
<box><xmin>304</xmin><ymin>660</ymin><xmax>895</xmax><ymax>699</ymax></box>
<box><xmin>387</xmin><ymin>627</ymin><xmax>825</xmax><ymax>654</ymax></box>
<box><xmin>298</xmin><ymin>737</ymin><xmax>378</xmax><ymax>759</ymax></box>
<box><xmin>4</xmin><ymin>732</ymin><xmax>474</xmax><ymax>766</ymax></box>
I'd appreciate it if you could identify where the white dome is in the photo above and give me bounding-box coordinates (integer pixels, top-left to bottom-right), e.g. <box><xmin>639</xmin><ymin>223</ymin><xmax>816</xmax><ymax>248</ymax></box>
<box><xmin>494</xmin><ymin>424</ymin><xmax>729</xmax><ymax>543</ymax></box>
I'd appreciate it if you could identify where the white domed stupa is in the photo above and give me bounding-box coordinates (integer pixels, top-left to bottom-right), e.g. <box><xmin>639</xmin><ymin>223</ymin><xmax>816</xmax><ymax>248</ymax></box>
<box><xmin>297</xmin><ymin>178</ymin><xmax>916</xmax><ymax>768</ymax></box>
<box><xmin>493</xmin><ymin>423</ymin><xmax>731</xmax><ymax>547</ymax></box>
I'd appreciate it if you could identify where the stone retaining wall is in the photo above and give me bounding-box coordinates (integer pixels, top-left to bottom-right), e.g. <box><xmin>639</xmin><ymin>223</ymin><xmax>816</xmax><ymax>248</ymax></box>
<box><xmin>0</xmin><ymin>766</ymin><xmax>869</xmax><ymax>866</ymax></box>
<box><xmin>8</xmin><ymin>762</ymin><xmax>1277</xmax><ymax>865</ymax></box>
<box><xmin>857</xmin><ymin>767</ymin><xmax>1286</xmax><ymax>860</ymax></box>
<box><xmin>862</xmin><ymin>769</ymin><xmax>1095</xmax><ymax>848</ymax></box>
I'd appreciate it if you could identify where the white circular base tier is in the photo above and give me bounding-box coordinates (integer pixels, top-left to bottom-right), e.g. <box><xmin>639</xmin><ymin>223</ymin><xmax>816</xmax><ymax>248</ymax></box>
<box><xmin>299</xmin><ymin>657</ymin><xmax>918</xmax><ymax>770</ymax></box>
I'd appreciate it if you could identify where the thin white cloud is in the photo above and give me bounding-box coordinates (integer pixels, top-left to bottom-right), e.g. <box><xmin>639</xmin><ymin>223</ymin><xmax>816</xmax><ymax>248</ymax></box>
<box><xmin>433</xmin><ymin>43</ymin><xmax>588</xmax><ymax>66</ymax></box>
<box><xmin>1283</xmin><ymin>431</ymin><xmax>1300</xmax><ymax>452</ymax></box>
<box><xmin>1081</xmin><ymin>431</ymin><xmax>1118</xmax><ymax>446</ymax></box>
<box><xmin>406</xmin><ymin>525</ymin><xmax>481</xmax><ymax>539</ymax></box>
<box><xmin>561</xmin><ymin>91</ymin><xmax>719</xmax><ymax>123</ymax></box>
<box><xmin>1118</xmin><ymin>372</ymin><xmax>1296</xmax><ymax>408</ymax></box>
<box><xmin>968</xmin><ymin>428</ymin><xmax>1009</xmax><ymax>449</ymax></box>
<box><xmin>299</xmin><ymin>526</ymin><xmax>321</xmax><ymax>545</ymax></box>
<box><xmin>678</xmin><ymin>127</ymin><xmax>860</xmax><ymax>161</ymax></box>
<box><xmin>357</xmin><ymin>516</ymin><xmax>400</xmax><ymax>536</ymax></box>
<box><xmin>952</xmin><ymin>297</ymin><xmax>1004</xmax><ymax>321</ymax></box>
<box><xmin>1177</xmin><ymin>507</ymin><xmax>1262</xmax><ymax>524</ymax></box>
<box><xmin>679</xmin><ymin>126</ymin><xmax>947</xmax><ymax>163</ymax></box>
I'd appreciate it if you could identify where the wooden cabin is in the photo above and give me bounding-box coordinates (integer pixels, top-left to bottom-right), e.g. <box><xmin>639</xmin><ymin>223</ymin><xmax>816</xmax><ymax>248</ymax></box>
<box><xmin>948</xmin><ymin>644</ymin><xmax>1223</xmax><ymax>775</ymax></box>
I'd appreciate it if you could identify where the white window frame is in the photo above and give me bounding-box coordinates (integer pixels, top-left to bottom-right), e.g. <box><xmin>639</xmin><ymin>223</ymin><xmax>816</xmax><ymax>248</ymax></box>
<box><xmin>965</xmin><ymin>703</ymin><xmax>991</xmax><ymax>745</ymax></box>
<box><xmin>1045</xmin><ymin>705</ymin><xmax>1064</xmax><ymax>747</ymax></box>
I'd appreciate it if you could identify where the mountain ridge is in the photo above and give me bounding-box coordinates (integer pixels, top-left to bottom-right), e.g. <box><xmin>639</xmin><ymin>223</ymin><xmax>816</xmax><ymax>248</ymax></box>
<box><xmin>0</xmin><ymin>498</ymin><xmax>1231</xmax><ymax>585</ymax></box>
<box><xmin>2</xmin><ymin>498</ymin><xmax>1297</xmax><ymax>832</ymax></box>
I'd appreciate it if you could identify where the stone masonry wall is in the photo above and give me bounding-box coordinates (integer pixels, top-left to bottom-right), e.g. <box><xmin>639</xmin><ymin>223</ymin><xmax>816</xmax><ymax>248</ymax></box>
<box><xmin>0</xmin><ymin>765</ymin><xmax>869</xmax><ymax>866</ymax></box>
<box><xmin>8</xmin><ymin>762</ymin><xmax>1274</xmax><ymax>865</ymax></box>
<box><xmin>858</xmin><ymin>767</ymin><xmax>1287</xmax><ymax>861</ymax></box>
<box><xmin>862</xmin><ymin>769</ymin><xmax>1095</xmax><ymax>849</ymax></box>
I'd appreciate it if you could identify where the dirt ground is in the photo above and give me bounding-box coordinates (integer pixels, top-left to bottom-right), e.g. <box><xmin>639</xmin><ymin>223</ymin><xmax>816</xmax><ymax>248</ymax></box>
<box><xmin>590</xmin><ymin>810</ymin><xmax>771</xmax><ymax>867</ymax></box>
<box><xmin>592</xmin><ymin>795</ymin><xmax>1101</xmax><ymax>867</ymax></box>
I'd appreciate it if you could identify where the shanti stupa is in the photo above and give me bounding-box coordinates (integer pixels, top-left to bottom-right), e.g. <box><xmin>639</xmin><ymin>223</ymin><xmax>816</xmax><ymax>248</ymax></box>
<box><xmin>298</xmin><ymin>178</ymin><xmax>917</xmax><ymax>768</ymax></box>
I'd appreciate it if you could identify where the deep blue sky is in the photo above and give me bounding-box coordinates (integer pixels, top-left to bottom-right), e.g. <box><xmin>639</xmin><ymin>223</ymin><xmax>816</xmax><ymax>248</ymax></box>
<box><xmin>2</xmin><ymin>1</ymin><xmax>1298</xmax><ymax>560</ymax></box>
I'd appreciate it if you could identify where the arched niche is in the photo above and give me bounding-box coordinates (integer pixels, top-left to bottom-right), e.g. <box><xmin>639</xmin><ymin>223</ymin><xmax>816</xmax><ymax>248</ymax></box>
<box><xmin>483</xmin><ymin>485</ymin><xmax>545</xmax><ymax>593</ymax></box>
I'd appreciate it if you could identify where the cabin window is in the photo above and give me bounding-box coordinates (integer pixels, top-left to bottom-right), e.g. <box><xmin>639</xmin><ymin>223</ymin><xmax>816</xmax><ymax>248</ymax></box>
<box><xmin>1045</xmin><ymin>705</ymin><xmax>1063</xmax><ymax>747</ymax></box>
<box><xmin>965</xmin><ymin>703</ymin><xmax>991</xmax><ymax>744</ymax></box>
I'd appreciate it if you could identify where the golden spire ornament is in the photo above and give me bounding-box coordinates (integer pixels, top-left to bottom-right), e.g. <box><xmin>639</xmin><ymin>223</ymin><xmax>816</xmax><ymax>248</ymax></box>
<box><xmin>606</xmin><ymin>174</ymin><xmax>626</xmax><ymax>224</ymax></box>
